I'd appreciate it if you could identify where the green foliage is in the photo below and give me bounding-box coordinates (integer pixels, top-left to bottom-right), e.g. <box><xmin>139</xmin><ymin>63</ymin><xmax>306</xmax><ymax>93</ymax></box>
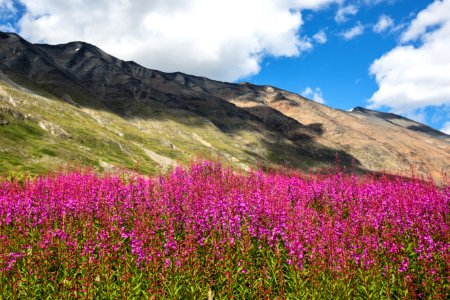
<box><xmin>3</xmin><ymin>240</ymin><xmax>445</xmax><ymax>299</ymax></box>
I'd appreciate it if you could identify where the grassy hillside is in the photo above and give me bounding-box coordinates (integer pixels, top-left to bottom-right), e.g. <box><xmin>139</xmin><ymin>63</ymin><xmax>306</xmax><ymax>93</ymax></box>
<box><xmin>0</xmin><ymin>81</ymin><xmax>319</xmax><ymax>175</ymax></box>
<box><xmin>2</xmin><ymin>31</ymin><xmax>448</xmax><ymax>179</ymax></box>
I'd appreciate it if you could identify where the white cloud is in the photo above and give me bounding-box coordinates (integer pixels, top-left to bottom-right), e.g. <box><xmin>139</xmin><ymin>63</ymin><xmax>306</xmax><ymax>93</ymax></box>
<box><xmin>0</xmin><ymin>0</ymin><xmax>15</xmax><ymax>17</ymax></box>
<box><xmin>0</xmin><ymin>0</ymin><xmax>13</xmax><ymax>10</ymax></box>
<box><xmin>441</xmin><ymin>121</ymin><xmax>450</xmax><ymax>134</ymax></box>
<box><xmin>0</xmin><ymin>23</ymin><xmax>14</xmax><ymax>32</ymax></box>
<box><xmin>340</xmin><ymin>22</ymin><xmax>364</xmax><ymax>40</ymax></box>
<box><xmin>369</xmin><ymin>0</ymin><xmax>450</xmax><ymax>116</ymax></box>
<box><xmin>373</xmin><ymin>15</ymin><xmax>394</xmax><ymax>33</ymax></box>
<box><xmin>301</xmin><ymin>86</ymin><xmax>325</xmax><ymax>104</ymax></box>
<box><xmin>292</xmin><ymin>0</ymin><xmax>343</xmax><ymax>10</ymax></box>
<box><xmin>312</xmin><ymin>29</ymin><xmax>327</xmax><ymax>44</ymax></box>
<box><xmin>0</xmin><ymin>0</ymin><xmax>16</xmax><ymax>32</ymax></box>
<box><xmin>400</xmin><ymin>0</ymin><xmax>450</xmax><ymax>42</ymax></box>
<box><xmin>335</xmin><ymin>5</ymin><xmax>358</xmax><ymax>23</ymax></box>
<box><xmin>302</xmin><ymin>87</ymin><xmax>314</xmax><ymax>95</ymax></box>
<box><xmin>298</xmin><ymin>36</ymin><xmax>314</xmax><ymax>52</ymax></box>
<box><xmin>361</xmin><ymin>0</ymin><xmax>394</xmax><ymax>5</ymax></box>
<box><xmin>15</xmin><ymin>0</ymin><xmax>339</xmax><ymax>82</ymax></box>
<box><xmin>404</xmin><ymin>110</ymin><xmax>427</xmax><ymax>124</ymax></box>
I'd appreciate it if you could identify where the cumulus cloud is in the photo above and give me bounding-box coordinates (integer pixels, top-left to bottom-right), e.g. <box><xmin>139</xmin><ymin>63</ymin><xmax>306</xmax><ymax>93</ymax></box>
<box><xmin>298</xmin><ymin>36</ymin><xmax>314</xmax><ymax>52</ymax></box>
<box><xmin>301</xmin><ymin>86</ymin><xmax>326</xmax><ymax>104</ymax></box>
<box><xmin>340</xmin><ymin>22</ymin><xmax>364</xmax><ymax>40</ymax></box>
<box><xmin>335</xmin><ymin>5</ymin><xmax>358</xmax><ymax>23</ymax></box>
<box><xmin>369</xmin><ymin>0</ymin><xmax>450</xmax><ymax>116</ymax></box>
<box><xmin>14</xmin><ymin>0</ymin><xmax>339</xmax><ymax>81</ymax></box>
<box><xmin>312</xmin><ymin>29</ymin><xmax>328</xmax><ymax>44</ymax></box>
<box><xmin>0</xmin><ymin>0</ymin><xmax>15</xmax><ymax>19</ymax></box>
<box><xmin>361</xmin><ymin>0</ymin><xmax>394</xmax><ymax>5</ymax></box>
<box><xmin>373</xmin><ymin>15</ymin><xmax>394</xmax><ymax>33</ymax></box>
<box><xmin>400</xmin><ymin>0</ymin><xmax>450</xmax><ymax>42</ymax></box>
<box><xmin>0</xmin><ymin>23</ymin><xmax>14</xmax><ymax>32</ymax></box>
<box><xmin>0</xmin><ymin>0</ymin><xmax>14</xmax><ymax>11</ymax></box>
<box><xmin>441</xmin><ymin>122</ymin><xmax>450</xmax><ymax>134</ymax></box>
<box><xmin>292</xmin><ymin>0</ymin><xmax>343</xmax><ymax>9</ymax></box>
<box><xmin>0</xmin><ymin>0</ymin><xmax>17</xmax><ymax>32</ymax></box>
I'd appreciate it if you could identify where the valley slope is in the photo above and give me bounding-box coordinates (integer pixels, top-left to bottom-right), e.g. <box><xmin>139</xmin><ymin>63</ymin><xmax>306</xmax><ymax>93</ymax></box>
<box><xmin>0</xmin><ymin>31</ymin><xmax>449</xmax><ymax>177</ymax></box>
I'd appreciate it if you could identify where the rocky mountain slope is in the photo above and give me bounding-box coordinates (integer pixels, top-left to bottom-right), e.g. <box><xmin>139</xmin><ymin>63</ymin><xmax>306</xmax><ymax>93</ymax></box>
<box><xmin>1</xmin><ymin>31</ymin><xmax>449</xmax><ymax>177</ymax></box>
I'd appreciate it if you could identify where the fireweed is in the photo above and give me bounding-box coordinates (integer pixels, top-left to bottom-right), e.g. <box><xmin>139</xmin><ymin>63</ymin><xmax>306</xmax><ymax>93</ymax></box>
<box><xmin>0</xmin><ymin>161</ymin><xmax>448</xmax><ymax>298</ymax></box>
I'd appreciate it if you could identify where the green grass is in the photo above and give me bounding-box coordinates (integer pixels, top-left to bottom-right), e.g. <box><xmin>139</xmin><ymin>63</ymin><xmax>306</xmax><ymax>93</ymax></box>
<box><xmin>1</xmin><ymin>236</ymin><xmax>442</xmax><ymax>299</ymax></box>
<box><xmin>0</xmin><ymin>80</ymin><xmax>325</xmax><ymax>175</ymax></box>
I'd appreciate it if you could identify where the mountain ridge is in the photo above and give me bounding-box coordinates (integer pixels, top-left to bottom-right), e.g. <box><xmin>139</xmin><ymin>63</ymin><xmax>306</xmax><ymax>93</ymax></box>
<box><xmin>0</xmin><ymin>31</ymin><xmax>449</xmax><ymax>177</ymax></box>
<box><xmin>349</xmin><ymin>106</ymin><xmax>449</xmax><ymax>140</ymax></box>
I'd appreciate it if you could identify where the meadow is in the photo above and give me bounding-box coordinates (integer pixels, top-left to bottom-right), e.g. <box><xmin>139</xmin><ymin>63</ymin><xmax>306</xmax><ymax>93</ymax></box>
<box><xmin>0</xmin><ymin>162</ymin><xmax>449</xmax><ymax>299</ymax></box>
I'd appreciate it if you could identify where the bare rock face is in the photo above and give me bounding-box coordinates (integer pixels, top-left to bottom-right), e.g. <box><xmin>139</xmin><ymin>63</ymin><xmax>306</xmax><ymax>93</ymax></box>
<box><xmin>0</xmin><ymin>31</ymin><xmax>449</xmax><ymax>177</ymax></box>
<box><xmin>37</xmin><ymin>120</ymin><xmax>71</xmax><ymax>139</ymax></box>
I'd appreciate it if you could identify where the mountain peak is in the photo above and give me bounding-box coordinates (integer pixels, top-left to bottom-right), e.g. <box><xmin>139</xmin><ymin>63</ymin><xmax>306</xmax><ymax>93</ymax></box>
<box><xmin>349</xmin><ymin>106</ymin><xmax>449</xmax><ymax>139</ymax></box>
<box><xmin>0</xmin><ymin>31</ymin><xmax>21</xmax><ymax>39</ymax></box>
<box><xmin>0</xmin><ymin>32</ymin><xmax>449</xmax><ymax>177</ymax></box>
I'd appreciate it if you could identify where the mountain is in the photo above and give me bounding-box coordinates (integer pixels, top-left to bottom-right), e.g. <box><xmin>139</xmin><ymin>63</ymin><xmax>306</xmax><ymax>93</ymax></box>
<box><xmin>0</xmin><ymin>31</ymin><xmax>449</xmax><ymax>177</ymax></box>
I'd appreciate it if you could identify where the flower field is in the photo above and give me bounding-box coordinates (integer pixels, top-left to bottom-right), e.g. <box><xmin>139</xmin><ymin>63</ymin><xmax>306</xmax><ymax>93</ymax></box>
<box><xmin>0</xmin><ymin>162</ymin><xmax>449</xmax><ymax>299</ymax></box>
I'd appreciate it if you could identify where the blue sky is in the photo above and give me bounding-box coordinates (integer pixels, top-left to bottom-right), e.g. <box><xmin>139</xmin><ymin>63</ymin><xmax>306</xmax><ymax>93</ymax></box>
<box><xmin>0</xmin><ymin>0</ymin><xmax>449</xmax><ymax>133</ymax></box>
<box><xmin>250</xmin><ymin>1</ymin><xmax>429</xmax><ymax>109</ymax></box>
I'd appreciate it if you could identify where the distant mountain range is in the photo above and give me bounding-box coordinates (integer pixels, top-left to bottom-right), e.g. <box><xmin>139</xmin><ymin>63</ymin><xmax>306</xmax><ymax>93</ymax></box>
<box><xmin>0</xmin><ymin>31</ymin><xmax>449</xmax><ymax>177</ymax></box>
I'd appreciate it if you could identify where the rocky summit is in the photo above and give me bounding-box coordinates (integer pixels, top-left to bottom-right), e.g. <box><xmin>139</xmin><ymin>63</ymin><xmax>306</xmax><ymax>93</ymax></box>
<box><xmin>0</xmin><ymin>31</ymin><xmax>449</xmax><ymax>177</ymax></box>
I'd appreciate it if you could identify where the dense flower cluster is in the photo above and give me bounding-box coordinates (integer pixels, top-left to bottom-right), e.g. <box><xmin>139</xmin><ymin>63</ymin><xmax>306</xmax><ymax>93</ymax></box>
<box><xmin>0</xmin><ymin>162</ymin><xmax>449</xmax><ymax>298</ymax></box>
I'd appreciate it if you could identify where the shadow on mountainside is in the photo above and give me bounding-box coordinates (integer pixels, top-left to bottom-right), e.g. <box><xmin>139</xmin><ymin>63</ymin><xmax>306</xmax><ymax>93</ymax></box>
<box><xmin>0</xmin><ymin>31</ymin><xmax>366</xmax><ymax>172</ymax></box>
